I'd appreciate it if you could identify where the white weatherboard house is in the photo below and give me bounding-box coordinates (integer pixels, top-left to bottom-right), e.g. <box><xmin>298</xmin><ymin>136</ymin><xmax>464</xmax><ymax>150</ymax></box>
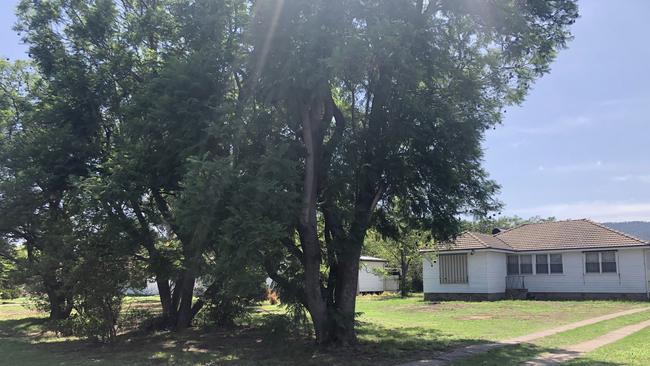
<box><xmin>358</xmin><ymin>256</ymin><xmax>400</xmax><ymax>293</ymax></box>
<box><xmin>422</xmin><ymin>219</ymin><xmax>650</xmax><ymax>301</ymax></box>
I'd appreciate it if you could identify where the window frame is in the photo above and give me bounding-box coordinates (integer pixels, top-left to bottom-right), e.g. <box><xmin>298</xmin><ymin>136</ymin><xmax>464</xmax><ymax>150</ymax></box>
<box><xmin>584</xmin><ymin>251</ymin><xmax>618</xmax><ymax>274</ymax></box>
<box><xmin>519</xmin><ymin>254</ymin><xmax>533</xmax><ymax>274</ymax></box>
<box><xmin>439</xmin><ymin>253</ymin><xmax>469</xmax><ymax>284</ymax></box>
<box><xmin>549</xmin><ymin>253</ymin><xmax>563</xmax><ymax>274</ymax></box>
<box><xmin>535</xmin><ymin>254</ymin><xmax>549</xmax><ymax>274</ymax></box>
<box><xmin>507</xmin><ymin>255</ymin><xmax>520</xmax><ymax>275</ymax></box>
<box><xmin>531</xmin><ymin>253</ymin><xmax>564</xmax><ymax>275</ymax></box>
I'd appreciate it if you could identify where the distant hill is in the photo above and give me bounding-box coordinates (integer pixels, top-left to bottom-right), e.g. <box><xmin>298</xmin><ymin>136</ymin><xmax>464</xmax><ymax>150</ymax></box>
<box><xmin>602</xmin><ymin>221</ymin><xmax>650</xmax><ymax>241</ymax></box>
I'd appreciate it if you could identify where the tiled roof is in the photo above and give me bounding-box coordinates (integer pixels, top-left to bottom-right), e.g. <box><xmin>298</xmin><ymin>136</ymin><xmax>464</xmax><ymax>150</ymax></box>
<box><xmin>496</xmin><ymin>219</ymin><xmax>648</xmax><ymax>251</ymax></box>
<box><xmin>423</xmin><ymin>219</ymin><xmax>648</xmax><ymax>253</ymax></box>
<box><xmin>427</xmin><ymin>231</ymin><xmax>512</xmax><ymax>251</ymax></box>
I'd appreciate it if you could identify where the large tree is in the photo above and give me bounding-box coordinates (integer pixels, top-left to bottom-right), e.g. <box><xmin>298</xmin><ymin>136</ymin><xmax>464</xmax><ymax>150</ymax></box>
<box><xmin>15</xmin><ymin>0</ymin><xmax>248</xmax><ymax>329</ymax></box>
<box><xmin>251</xmin><ymin>0</ymin><xmax>578</xmax><ymax>344</ymax></box>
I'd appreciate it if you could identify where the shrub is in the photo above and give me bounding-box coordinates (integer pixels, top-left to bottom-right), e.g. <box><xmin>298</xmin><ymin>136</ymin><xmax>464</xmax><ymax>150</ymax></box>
<box><xmin>63</xmin><ymin>293</ymin><xmax>123</xmax><ymax>342</ymax></box>
<box><xmin>118</xmin><ymin>307</ymin><xmax>155</xmax><ymax>332</ymax></box>
<box><xmin>0</xmin><ymin>288</ymin><xmax>21</xmax><ymax>299</ymax></box>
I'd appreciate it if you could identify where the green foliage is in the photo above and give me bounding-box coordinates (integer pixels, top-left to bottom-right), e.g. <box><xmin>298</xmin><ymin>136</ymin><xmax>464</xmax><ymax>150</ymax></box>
<box><xmin>250</xmin><ymin>0</ymin><xmax>578</xmax><ymax>341</ymax></box>
<box><xmin>0</xmin><ymin>241</ymin><xmax>20</xmax><ymax>299</ymax></box>
<box><xmin>462</xmin><ymin>215</ymin><xmax>557</xmax><ymax>234</ymax></box>
<box><xmin>1</xmin><ymin>0</ymin><xmax>578</xmax><ymax>344</ymax></box>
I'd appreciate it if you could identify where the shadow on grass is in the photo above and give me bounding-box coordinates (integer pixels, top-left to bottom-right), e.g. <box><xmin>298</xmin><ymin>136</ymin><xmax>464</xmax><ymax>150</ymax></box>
<box><xmin>0</xmin><ymin>313</ymin><xmax>493</xmax><ymax>366</ymax></box>
<box><xmin>6</xmin><ymin>313</ymin><xmax>623</xmax><ymax>366</ymax></box>
<box><xmin>0</xmin><ymin>316</ymin><xmax>49</xmax><ymax>337</ymax></box>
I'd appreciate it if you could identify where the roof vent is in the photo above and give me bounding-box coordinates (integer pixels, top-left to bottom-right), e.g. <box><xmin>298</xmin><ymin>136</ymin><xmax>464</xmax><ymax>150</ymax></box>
<box><xmin>492</xmin><ymin>228</ymin><xmax>502</xmax><ymax>235</ymax></box>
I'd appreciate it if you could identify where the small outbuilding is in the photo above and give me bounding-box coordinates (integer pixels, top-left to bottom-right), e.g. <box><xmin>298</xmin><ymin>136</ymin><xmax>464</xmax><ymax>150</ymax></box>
<box><xmin>358</xmin><ymin>256</ymin><xmax>400</xmax><ymax>294</ymax></box>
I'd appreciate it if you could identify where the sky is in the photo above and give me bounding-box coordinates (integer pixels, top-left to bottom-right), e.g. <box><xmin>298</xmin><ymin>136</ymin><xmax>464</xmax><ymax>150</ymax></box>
<box><xmin>0</xmin><ymin>1</ymin><xmax>648</xmax><ymax>223</ymax></box>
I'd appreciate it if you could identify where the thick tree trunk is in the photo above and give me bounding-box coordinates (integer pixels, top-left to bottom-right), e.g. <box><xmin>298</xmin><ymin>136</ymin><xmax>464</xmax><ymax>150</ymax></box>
<box><xmin>300</xmin><ymin>230</ymin><xmax>330</xmax><ymax>344</ymax></box>
<box><xmin>332</xmin><ymin>250</ymin><xmax>362</xmax><ymax>344</ymax></box>
<box><xmin>47</xmin><ymin>291</ymin><xmax>72</xmax><ymax>320</ymax></box>
<box><xmin>175</xmin><ymin>274</ymin><xmax>196</xmax><ymax>329</ymax></box>
<box><xmin>156</xmin><ymin>277</ymin><xmax>173</xmax><ymax>319</ymax></box>
<box><xmin>297</xmin><ymin>101</ymin><xmax>331</xmax><ymax>344</ymax></box>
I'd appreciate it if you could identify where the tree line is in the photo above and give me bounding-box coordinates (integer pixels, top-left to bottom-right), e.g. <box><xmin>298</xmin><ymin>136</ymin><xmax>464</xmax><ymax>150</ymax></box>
<box><xmin>0</xmin><ymin>0</ymin><xmax>577</xmax><ymax>345</ymax></box>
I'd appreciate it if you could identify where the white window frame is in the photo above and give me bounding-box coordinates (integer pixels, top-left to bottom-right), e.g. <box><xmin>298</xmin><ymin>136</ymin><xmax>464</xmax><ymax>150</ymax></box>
<box><xmin>535</xmin><ymin>254</ymin><xmax>549</xmax><ymax>274</ymax></box>
<box><xmin>507</xmin><ymin>255</ymin><xmax>520</xmax><ymax>275</ymax></box>
<box><xmin>584</xmin><ymin>251</ymin><xmax>618</xmax><ymax>274</ymax></box>
<box><xmin>520</xmin><ymin>254</ymin><xmax>533</xmax><ymax>274</ymax></box>
<box><xmin>532</xmin><ymin>253</ymin><xmax>564</xmax><ymax>275</ymax></box>
<box><xmin>549</xmin><ymin>253</ymin><xmax>564</xmax><ymax>274</ymax></box>
<box><xmin>439</xmin><ymin>253</ymin><xmax>469</xmax><ymax>284</ymax></box>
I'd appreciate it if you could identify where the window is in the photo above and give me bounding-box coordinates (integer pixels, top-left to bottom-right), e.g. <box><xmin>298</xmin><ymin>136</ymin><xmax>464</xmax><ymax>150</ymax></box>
<box><xmin>439</xmin><ymin>254</ymin><xmax>468</xmax><ymax>284</ymax></box>
<box><xmin>520</xmin><ymin>255</ymin><xmax>533</xmax><ymax>274</ymax></box>
<box><xmin>601</xmin><ymin>251</ymin><xmax>617</xmax><ymax>273</ymax></box>
<box><xmin>536</xmin><ymin>254</ymin><xmax>549</xmax><ymax>274</ymax></box>
<box><xmin>550</xmin><ymin>254</ymin><xmax>563</xmax><ymax>274</ymax></box>
<box><xmin>507</xmin><ymin>255</ymin><xmax>519</xmax><ymax>275</ymax></box>
<box><xmin>585</xmin><ymin>251</ymin><xmax>617</xmax><ymax>274</ymax></box>
<box><xmin>533</xmin><ymin>254</ymin><xmax>563</xmax><ymax>274</ymax></box>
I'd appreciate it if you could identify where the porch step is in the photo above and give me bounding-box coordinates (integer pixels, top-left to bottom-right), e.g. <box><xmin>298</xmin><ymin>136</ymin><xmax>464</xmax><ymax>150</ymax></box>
<box><xmin>506</xmin><ymin>289</ymin><xmax>528</xmax><ymax>300</ymax></box>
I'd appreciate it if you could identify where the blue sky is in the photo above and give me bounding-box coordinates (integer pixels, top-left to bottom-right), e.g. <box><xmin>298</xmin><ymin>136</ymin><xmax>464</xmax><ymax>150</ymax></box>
<box><xmin>1</xmin><ymin>1</ymin><xmax>648</xmax><ymax>222</ymax></box>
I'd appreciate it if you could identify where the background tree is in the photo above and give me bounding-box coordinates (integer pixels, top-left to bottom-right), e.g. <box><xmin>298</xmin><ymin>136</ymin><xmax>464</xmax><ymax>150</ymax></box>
<box><xmin>368</xmin><ymin>200</ymin><xmax>431</xmax><ymax>297</ymax></box>
<box><xmin>462</xmin><ymin>215</ymin><xmax>557</xmax><ymax>234</ymax></box>
<box><xmin>251</xmin><ymin>0</ymin><xmax>578</xmax><ymax>344</ymax></box>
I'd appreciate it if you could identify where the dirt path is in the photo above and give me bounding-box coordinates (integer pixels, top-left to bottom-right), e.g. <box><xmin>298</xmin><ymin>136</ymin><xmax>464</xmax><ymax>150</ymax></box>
<box><xmin>523</xmin><ymin>318</ymin><xmax>650</xmax><ymax>366</ymax></box>
<box><xmin>397</xmin><ymin>307</ymin><xmax>650</xmax><ymax>366</ymax></box>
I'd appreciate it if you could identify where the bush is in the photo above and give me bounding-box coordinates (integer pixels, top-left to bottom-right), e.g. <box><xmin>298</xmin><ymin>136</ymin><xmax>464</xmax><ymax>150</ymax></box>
<box><xmin>257</xmin><ymin>308</ymin><xmax>312</xmax><ymax>341</ymax></box>
<box><xmin>55</xmin><ymin>293</ymin><xmax>123</xmax><ymax>342</ymax></box>
<box><xmin>195</xmin><ymin>277</ymin><xmax>267</xmax><ymax>328</ymax></box>
<box><xmin>118</xmin><ymin>307</ymin><xmax>155</xmax><ymax>332</ymax></box>
<box><xmin>0</xmin><ymin>288</ymin><xmax>21</xmax><ymax>299</ymax></box>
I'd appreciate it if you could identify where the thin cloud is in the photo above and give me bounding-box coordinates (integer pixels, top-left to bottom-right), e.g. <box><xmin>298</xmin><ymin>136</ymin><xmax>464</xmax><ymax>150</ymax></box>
<box><xmin>510</xmin><ymin>201</ymin><xmax>650</xmax><ymax>222</ymax></box>
<box><xmin>533</xmin><ymin>160</ymin><xmax>605</xmax><ymax>174</ymax></box>
<box><xmin>551</xmin><ymin>160</ymin><xmax>603</xmax><ymax>173</ymax></box>
<box><xmin>508</xmin><ymin>115</ymin><xmax>592</xmax><ymax>136</ymax></box>
<box><xmin>612</xmin><ymin>174</ymin><xmax>650</xmax><ymax>183</ymax></box>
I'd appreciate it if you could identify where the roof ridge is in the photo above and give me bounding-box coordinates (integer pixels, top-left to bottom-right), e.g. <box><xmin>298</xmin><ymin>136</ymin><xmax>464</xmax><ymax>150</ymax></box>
<box><xmin>469</xmin><ymin>231</ymin><xmax>514</xmax><ymax>250</ymax></box>
<box><xmin>495</xmin><ymin>218</ymin><xmax>586</xmax><ymax>236</ymax></box>
<box><xmin>466</xmin><ymin>231</ymin><xmax>490</xmax><ymax>248</ymax></box>
<box><xmin>490</xmin><ymin>233</ymin><xmax>514</xmax><ymax>249</ymax></box>
<box><xmin>584</xmin><ymin>219</ymin><xmax>649</xmax><ymax>244</ymax></box>
<box><xmin>494</xmin><ymin>222</ymin><xmax>534</xmax><ymax>236</ymax></box>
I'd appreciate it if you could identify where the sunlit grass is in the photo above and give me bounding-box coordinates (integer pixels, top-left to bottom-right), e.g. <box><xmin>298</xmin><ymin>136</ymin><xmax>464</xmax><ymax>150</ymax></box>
<box><xmin>0</xmin><ymin>294</ymin><xmax>647</xmax><ymax>366</ymax></box>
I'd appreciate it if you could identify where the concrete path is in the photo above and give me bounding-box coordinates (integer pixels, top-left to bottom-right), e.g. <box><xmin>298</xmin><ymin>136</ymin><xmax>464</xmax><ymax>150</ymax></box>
<box><xmin>523</xmin><ymin>318</ymin><xmax>650</xmax><ymax>366</ymax></box>
<box><xmin>397</xmin><ymin>307</ymin><xmax>650</xmax><ymax>366</ymax></box>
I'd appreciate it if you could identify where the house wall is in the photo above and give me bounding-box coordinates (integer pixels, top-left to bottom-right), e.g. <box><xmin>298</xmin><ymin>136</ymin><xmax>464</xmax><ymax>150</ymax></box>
<box><xmin>358</xmin><ymin>260</ymin><xmax>386</xmax><ymax>292</ymax></box>
<box><xmin>486</xmin><ymin>251</ymin><xmax>507</xmax><ymax>294</ymax></box>
<box><xmin>519</xmin><ymin>248</ymin><xmax>648</xmax><ymax>296</ymax></box>
<box><xmin>423</xmin><ymin>251</ymin><xmax>505</xmax><ymax>299</ymax></box>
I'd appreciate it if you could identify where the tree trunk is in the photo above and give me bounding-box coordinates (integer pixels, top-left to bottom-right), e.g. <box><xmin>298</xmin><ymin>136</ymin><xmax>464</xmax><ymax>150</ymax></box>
<box><xmin>156</xmin><ymin>277</ymin><xmax>173</xmax><ymax>320</ymax></box>
<box><xmin>400</xmin><ymin>251</ymin><xmax>409</xmax><ymax>298</ymax></box>
<box><xmin>47</xmin><ymin>291</ymin><xmax>72</xmax><ymax>320</ymax></box>
<box><xmin>332</xmin><ymin>249</ymin><xmax>362</xmax><ymax>344</ymax></box>
<box><xmin>175</xmin><ymin>274</ymin><xmax>196</xmax><ymax>329</ymax></box>
<box><xmin>297</xmin><ymin>100</ymin><xmax>332</xmax><ymax>344</ymax></box>
<box><xmin>300</xmin><ymin>230</ymin><xmax>330</xmax><ymax>344</ymax></box>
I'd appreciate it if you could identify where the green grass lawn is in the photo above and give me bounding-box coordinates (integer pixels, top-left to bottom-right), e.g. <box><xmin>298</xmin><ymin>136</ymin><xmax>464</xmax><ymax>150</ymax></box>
<box><xmin>451</xmin><ymin>308</ymin><xmax>650</xmax><ymax>366</ymax></box>
<box><xmin>0</xmin><ymin>295</ymin><xmax>647</xmax><ymax>366</ymax></box>
<box><xmin>564</xmin><ymin>326</ymin><xmax>650</xmax><ymax>366</ymax></box>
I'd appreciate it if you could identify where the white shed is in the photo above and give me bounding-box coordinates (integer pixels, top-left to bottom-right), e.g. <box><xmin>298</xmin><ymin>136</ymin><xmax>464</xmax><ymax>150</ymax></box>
<box><xmin>358</xmin><ymin>256</ymin><xmax>400</xmax><ymax>294</ymax></box>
